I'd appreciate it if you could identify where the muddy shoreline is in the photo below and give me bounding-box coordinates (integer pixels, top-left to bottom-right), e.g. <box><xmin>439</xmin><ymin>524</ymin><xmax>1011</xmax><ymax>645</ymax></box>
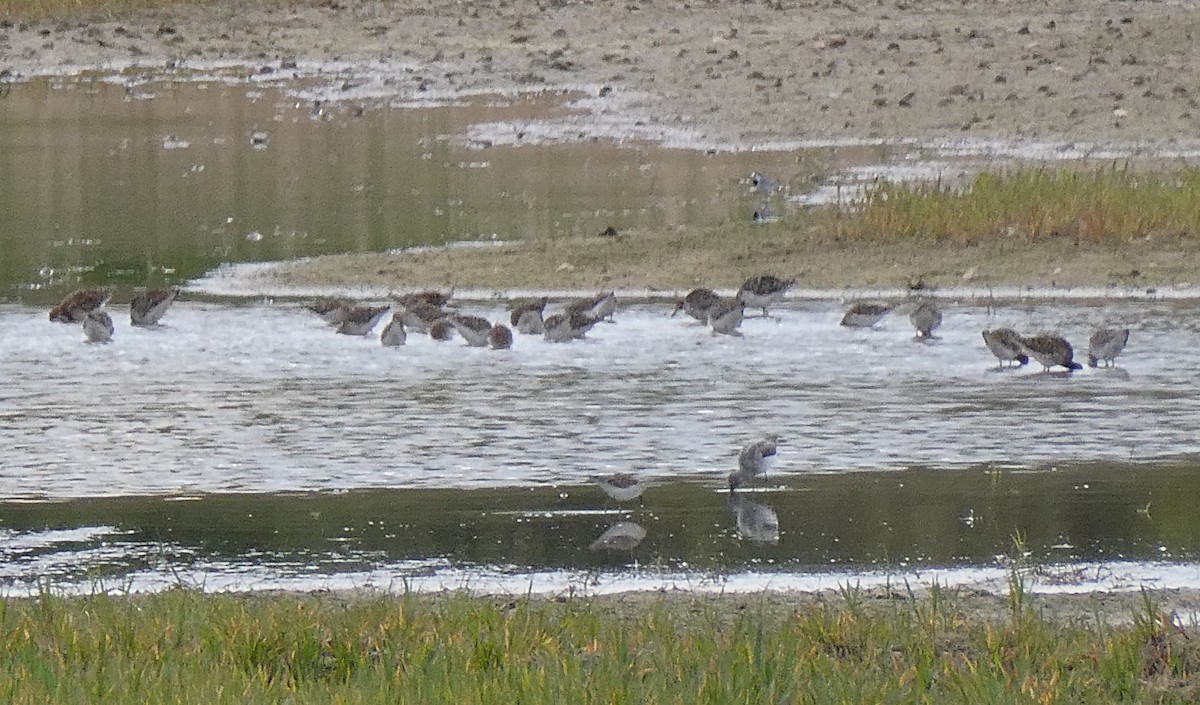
<box><xmin>229</xmin><ymin>585</ymin><xmax>1200</xmax><ymax>629</ymax></box>
<box><xmin>4</xmin><ymin>0</ymin><xmax>1200</xmax><ymax>148</ymax></box>
<box><xmin>8</xmin><ymin>0</ymin><xmax>1200</xmax><ymax>293</ymax></box>
<box><xmin>187</xmin><ymin>232</ymin><xmax>1199</xmax><ymax>298</ymax></box>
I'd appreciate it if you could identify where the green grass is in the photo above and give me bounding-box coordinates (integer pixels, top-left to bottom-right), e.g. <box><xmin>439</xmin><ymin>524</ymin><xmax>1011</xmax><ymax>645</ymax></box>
<box><xmin>1</xmin><ymin>0</ymin><xmax>210</xmax><ymax>19</ymax></box>
<box><xmin>819</xmin><ymin>166</ymin><xmax>1200</xmax><ymax>245</ymax></box>
<box><xmin>1</xmin><ymin>587</ymin><xmax>1199</xmax><ymax>703</ymax></box>
<box><xmin>272</xmin><ymin>165</ymin><xmax>1200</xmax><ymax>292</ymax></box>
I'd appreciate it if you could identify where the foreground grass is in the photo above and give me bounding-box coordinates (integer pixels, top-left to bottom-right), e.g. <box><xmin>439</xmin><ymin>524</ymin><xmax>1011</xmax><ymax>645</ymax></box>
<box><xmin>264</xmin><ymin>167</ymin><xmax>1200</xmax><ymax>293</ymax></box>
<box><xmin>1</xmin><ymin>587</ymin><xmax>1199</xmax><ymax>703</ymax></box>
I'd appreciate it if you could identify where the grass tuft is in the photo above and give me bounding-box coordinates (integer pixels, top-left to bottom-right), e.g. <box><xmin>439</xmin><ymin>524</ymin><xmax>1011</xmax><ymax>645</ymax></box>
<box><xmin>818</xmin><ymin>166</ymin><xmax>1200</xmax><ymax>244</ymax></box>
<box><xmin>0</xmin><ymin>588</ymin><xmax>1194</xmax><ymax>703</ymax></box>
<box><xmin>265</xmin><ymin>165</ymin><xmax>1200</xmax><ymax>292</ymax></box>
<box><xmin>2</xmin><ymin>0</ymin><xmax>214</xmax><ymax>20</ymax></box>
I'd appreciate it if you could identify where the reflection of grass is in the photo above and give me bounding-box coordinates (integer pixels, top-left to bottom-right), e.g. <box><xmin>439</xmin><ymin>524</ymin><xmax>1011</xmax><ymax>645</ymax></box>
<box><xmin>818</xmin><ymin>167</ymin><xmax>1200</xmax><ymax>244</ymax></box>
<box><xmin>4</xmin><ymin>587</ymin><xmax>1199</xmax><ymax>702</ymax></box>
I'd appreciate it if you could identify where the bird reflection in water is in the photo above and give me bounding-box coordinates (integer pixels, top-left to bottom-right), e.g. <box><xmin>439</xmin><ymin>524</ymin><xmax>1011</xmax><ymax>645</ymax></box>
<box><xmin>728</xmin><ymin>494</ymin><xmax>780</xmax><ymax>545</ymax></box>
<box><xmin>589</xmin><ymin>522</ymin><xmax>647</xmax><ymax>552</ymax></box>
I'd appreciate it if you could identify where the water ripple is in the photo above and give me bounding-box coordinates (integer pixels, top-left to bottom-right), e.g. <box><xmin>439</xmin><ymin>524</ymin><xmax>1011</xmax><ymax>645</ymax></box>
<box><xmin>1</xmin><ymin>299</ymin><xmax>1197</xmax><ymax>499</ymax></box>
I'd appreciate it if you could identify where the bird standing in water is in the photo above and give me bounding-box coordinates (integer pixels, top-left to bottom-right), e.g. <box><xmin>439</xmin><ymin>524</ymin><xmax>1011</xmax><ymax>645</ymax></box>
<box><xmin>728</xmin><ymin>434</ymin><xmax>781</xmax><ymax>490</ymax></box>
<box><xmin>488</xmin><ymin>323</ymin><xmax>513</xmax><ymax>350</ymax></box>
<box><xmin>130</xmin><ymin>287</ymin><xmax>180</xmax><ymax>327</ymax></box>
<box><xmin>380</xmin><ymin>314</ymin><xmax>407</xmax><ymax>347</ymax></box>
<box><xmin>909</xmin><ymin>301</ymin><xmax>942</xmax><ymax>339</ymax></box>
<box><xmin>591</xmin><ymin>473</ymin><xmax>646</xmax><ymax>505</ymax></box>
<box><xmin>840</xmin><ymin>302</ymin><xmax>893</xmax><ymax>328</ymax></box>
<box><xmin>708</xmin><ymin>297</ymin><xmax>746</xmax><ymax>337</ymax></box>
<box><xmin>82</xmin><ymin>310</ymin><xmax>115</xmax><ymax>343</ymax></box>
<box><xmin>1019</xmin><ymin>334</ymin><xmax>1083</xmax><ymax>371</ymax></box>
<box><xmin>982</xmin><ymin>328</ymin><xmax>1029</xmax><ymax>368</ymax></box>
<box><xmin>50</xmin><ymin>289</ymin><xmax>113</xmax><ymax>323</ymax></box>
<box><xmin>673</xmin><ymin>288</ymin><xmax>721</xmax><ymax>324</ymax></box>
<box><xmin>736</xmin><ymin>275</ymin><xmax>794</xmax><ymax>318</ymax></box>
<box><xmin>336</xmin><ymin>305</ymin><xmax>390</xmax><ymax>336</ymax></box>
<box><xmin>1087</xmin><ymin>328</ymin><xmax>1130</xmax><ymax>368</ymax></box>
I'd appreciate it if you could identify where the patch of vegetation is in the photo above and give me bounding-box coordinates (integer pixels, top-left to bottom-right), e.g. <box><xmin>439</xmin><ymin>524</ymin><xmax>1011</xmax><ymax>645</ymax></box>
<box><xmin>818</xmin><ymin>166</ymin><xmax>1200</xmax><ymax>244</ymax></box>
<box><xmin>264</xmin><ymin>166</ymin><xmax>1200</xmax><ymax>292</ymax></box>
<box><xmin>2</xmin><ymin>0</ymin><xmax>211</xmax><ymax>20</ymax></box>
<box><xmin>0</xmin><ymin>587</ymin><xmax>1198</xmax><ymax>703</ymax></box>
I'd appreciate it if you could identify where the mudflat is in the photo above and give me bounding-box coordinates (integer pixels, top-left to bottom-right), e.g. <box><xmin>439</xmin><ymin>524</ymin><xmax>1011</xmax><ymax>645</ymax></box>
<box><xmin>5</xmin><ymin>0</ymin><xmax>1200</xmax><ymax>291</ymax></box>
<box><xmin>5</xmin><ymin>0</ymin><xmax>1199</xmax><ymax>145</ymax></box>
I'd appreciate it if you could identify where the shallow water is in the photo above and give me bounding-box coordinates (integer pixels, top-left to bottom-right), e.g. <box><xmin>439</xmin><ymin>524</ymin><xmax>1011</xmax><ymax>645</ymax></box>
<box><xmin>1</xmin><ymin>298</ymin><xmax>1198</xmax><ymax>593</ymax></box>
<box><xmin>3</xmin><ymin>299</ymin><xmax>1195</xmax><ymax>496</ymax></box>
<box><xmin>4</xmin><ymin>70</ymin><xmax>1200</xmax><ymax>596</ymax></box>
<box><xmin>1</xmin><ymin>466</ymin><xmax>1199</xmax><ymax>597</ymax></box>
<box><xmin>0</xmin><ymin>76</ymin><xmax>824</xmax><ymax>305</ymax></box>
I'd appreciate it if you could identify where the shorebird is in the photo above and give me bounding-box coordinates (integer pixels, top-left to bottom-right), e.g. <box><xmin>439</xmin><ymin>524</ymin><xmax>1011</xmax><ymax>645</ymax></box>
<box><xmin>1088</xmin><ymin>328</ymin><xmax>1130</xmax><ymax>368</ymax></box>
<box><xmin>748</xmin><ymin>171</ymin><xmax>780</xmax><ymax>194</ymax></box>
<box><xmin>752</xmin><ymin>206</ymin><xmax>779</xmax><ymax>224</ymax></box>
<box><xmin>736</xmin><ymin>275</ymin><xmax>794</xmax><ymax>317</ymax></box>
<box><xmin>335</xmin><ymin>305</ymin><xmax>390</xmax><ymax>336</ymax></box>
<box><xmin>909</xmin><ymin>301</ymin><xmax>943</xmax><ymax>339</ymax></box>
<box><xmin>508</xmin><ymin>297</ymin><xmax>549</xmax><ymax>333</ymax></box>
<box><xmin>394</xmin><ymin>289</ymin><xmax>453</xmax><ymax>309</ymax></box>
<box><xmin>488</xmin><ymin>323</ymin><xmax>513</xmax><ymax>350</ymax></box>
<box><xmin>566</xmin><ymin>292</ymin><xmax>617</xmax><ymax>322</ymax></box>
<box><xmin>544</xmin><ymin>311</ymin><xmax>601</xmax><ymax>342</ymax></box>
<box><xmin>429</xmin><ymin>319</ymin><xmax>455</xmax><ymax>341</ymax></box>
<box><xmin>49</xmin><ymin>289</ymin><xmax>112</xmax><ymax>323</ymax></box>
<box><xmin>708</xmin><ymin>297</ymin><xmax>746</xmax><ymax>337</ymax></box>
<box><xmin>380</xmin><ymin>314</ymin><xmax>407</xmax><ymax>347</ymax></box>
<box><xmin>449</xmin><ymin>314</ymin><xmax>492</xmax><ymax>347</ymax></box>
<box><xmin>590</xmin><ymin>473</ymin><xmax>646</xmax><ymax>504</ymax></box>
<box><xmin>1019</xmin><ymin>334</ymin><xmax>1083</xmax><ymax>371</ymax></box>
<box><xmin>588</xmin><ymin>522</ymin><xmax>647</xmax><ymax>552</ymax></box>
<box><xmin>729</xmin><ymin>434</ymin><xmax>780</xmax><ymax>490</ymax></box>
<box><xmin>515</xmin><ymin>309</ymin><xmax>545</xmax><ymax>335</ymax></box>
<box><xmin>130</xmin><ymin>287</ymin><xmax>180</xmax><ymax>327</ymax></box>
<box><xmin>739</xmin><ymin>431</ymin><xmax>777</xmax><ymax>477</ymax></box>
<box><xmin>728</xmin><ymin>494</ymin><xmax>780</xmax><ymax>544</ymax></box>
<box><xmin>840</xmin><ymin>302</ymin><xmax>893</xmax><ymax>328</ymax></box>
<box><xmin>82</xmin><ymin>310</ymin><xmax>114</xmax><ymax>343</ymax></box>
<box><xmin>396</xmin><ymin>303</ymin><xmax>447</xmax><ymax>334</ymax></box>
<box><xmin>672</xmin><ymin>288</ymin><xmax>721</xmax><ymax>323</ymax></box>
<box><xmin>542</xmin><ymin>313</ymin><xmax>571</xmax><ymax>342</ymax></box>
<box><xmin>982</xmin><ymin>328</ymin><xmax>1029</xmax><ymax>368</ymax></box>
<box><xmin>307</xmin><ymin>298</ymin><xmax>352</xmax><ymax>326</ymax></box>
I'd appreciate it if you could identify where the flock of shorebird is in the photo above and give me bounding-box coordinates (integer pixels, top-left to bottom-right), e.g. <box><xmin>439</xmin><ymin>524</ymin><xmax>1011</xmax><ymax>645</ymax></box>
<box><xmin>44</xmin><ymin>275</ymin><xmax>1132</xmax><ymax>373</ymax></box>
<box><xmin>305</xmin><ymin>288</ymin><xmax>620</xmax><ymax>349</ymax></box>
<box><xmin>44</xmin><ymin>277</ymin><xmax>1129</xmax><ymax>548</ymax></box>
<box><xmin>673</xmin><ymin>278</ymin><xmax>1130</xmax><ymax>372</ymax></box>
<box><xmin>47</xmin><ymin>287</ymin><xmax>180</xmax><ymax>341</ymax></box>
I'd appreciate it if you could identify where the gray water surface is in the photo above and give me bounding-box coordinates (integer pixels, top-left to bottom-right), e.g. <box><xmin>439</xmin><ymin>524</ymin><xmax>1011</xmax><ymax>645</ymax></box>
<box><xmin>0</xmin><ymin>76</ymin><xmax>821</xmax><ymax>304</ymax></box>
<box><xmin>2</xmin><ymin>297</ymin><xmax>1198</xmax><ymax>593</ymax></box>
<box><xmin>3</xmin><ymin>71</ymin><xmax>1198</xmax><ymax>595</ymax></box>
<box><xmin>1</xmin><ymin>299</ymin><xmax>1193</xmax><ymax>498</ymax></box>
